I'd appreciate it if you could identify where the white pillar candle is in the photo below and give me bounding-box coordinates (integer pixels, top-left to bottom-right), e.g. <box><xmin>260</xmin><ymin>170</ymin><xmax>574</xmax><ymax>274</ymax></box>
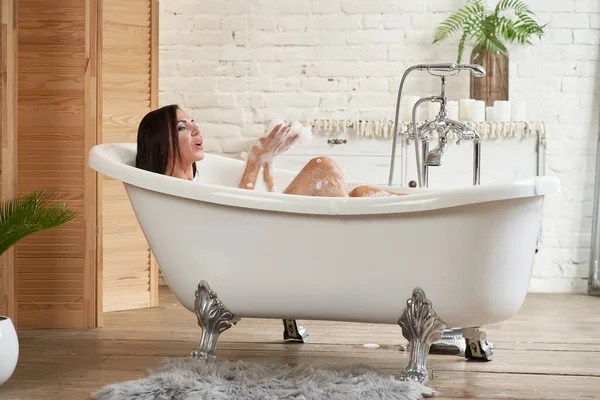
<box><xmin>493</xmin><ymin>100</ymin><xmax>511</xmax><ymax>121</ymax></box>
<box><xmin>511</xmin><ymin>100</ymin><xmax>527</xmax><ymax>121</ymax></box>
<box><xmin>428</xmin><ymin>101</ymin><xmax>440</xmax><ymax>120</ymax></box>
<box><xmin>486</xmin><ymin>106</ymin><xmax>496</xmax><ymax>121</ymax></box>
<box><xmin>446</xmin><ymin>100</ymin><xmax>459</xmax><ymax>120</ymax></box>
<box><xmin>459</xmin><ymin>99</ymin><xmax>474</xmax><ymax>120</ymax></box>
<box><xmin>470</xmin><ymin>100</ymin><xmax>486</xmax><ymax>122</ymax></box>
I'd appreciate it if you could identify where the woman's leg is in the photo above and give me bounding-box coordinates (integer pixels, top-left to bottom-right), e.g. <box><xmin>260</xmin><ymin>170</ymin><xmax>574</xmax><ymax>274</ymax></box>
<box><xmin>348</xmin><ymin>184</ymin><xmax>406</xmax><ymax>197</ymax></box>
<box><xmin>280</xmin><ymin>157</ymin><xmax>407</xmax><ymax>198</ymax></box>
<box><xmin>283</xmin><ymin>157</ymin><xmax>350</xmax><ymax>197</ymax></box>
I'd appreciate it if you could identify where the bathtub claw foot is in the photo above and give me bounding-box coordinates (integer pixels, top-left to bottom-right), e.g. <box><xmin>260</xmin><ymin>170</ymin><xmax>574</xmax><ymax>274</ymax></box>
<box><xmin>282</xmin><ymin>319</ymin><xmax>309</xmax><ymax>343</ymax></box>
<box><xmin>398</xmin><ymin>288</ymin><xmax>446</xmax><ymax>385</ymax></box>
<box><xmin>463</xmin><ymin>327</ymin><xmax>494</xmax><ymax>361</ymax></box>
<box><xmin>190</xmin><ymin>281</ymin><xmax>239</xmax><ymax>362</ymax></box>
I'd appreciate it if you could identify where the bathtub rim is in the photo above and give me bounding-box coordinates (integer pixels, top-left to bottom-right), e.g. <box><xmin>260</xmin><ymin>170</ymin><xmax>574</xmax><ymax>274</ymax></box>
<box><xmin>88</xmin><ymin>142</ymin><xmax>561</xmax><ymax>216</ymax></box>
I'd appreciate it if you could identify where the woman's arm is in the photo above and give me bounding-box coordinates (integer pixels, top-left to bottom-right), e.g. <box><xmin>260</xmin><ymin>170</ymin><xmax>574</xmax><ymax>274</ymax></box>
<box><xmin>238</xmin><ymin>123</ymin><xmax>297</xmax><ymax>190</ymax></box>
<box><xmin>238</xmin><ymin>155</ymin><xmax>262</xmax><ymax>189</ymax></box>
<box><xmin>262</xmin><ymin>162</ymin><xmax>276</xmax><ymax>192</ymax></box>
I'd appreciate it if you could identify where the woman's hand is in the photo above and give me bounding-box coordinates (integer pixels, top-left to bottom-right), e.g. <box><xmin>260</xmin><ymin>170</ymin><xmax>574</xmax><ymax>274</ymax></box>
<box><xmin>249</xmin><ymin>123</ymin><xmax>299</xmax><ymax>163</ymax></box>
<box><xmin>239</xmin><ymin>123</ymin><xmax>299</xmax><ymax>191</ymax></box>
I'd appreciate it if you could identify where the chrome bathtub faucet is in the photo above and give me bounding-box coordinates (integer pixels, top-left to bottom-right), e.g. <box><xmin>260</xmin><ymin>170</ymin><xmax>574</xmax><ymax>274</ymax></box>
<box><xmin>388</xmin><ymin>63</ymin><xmax>486</xmax><ymax>188</ymax></box>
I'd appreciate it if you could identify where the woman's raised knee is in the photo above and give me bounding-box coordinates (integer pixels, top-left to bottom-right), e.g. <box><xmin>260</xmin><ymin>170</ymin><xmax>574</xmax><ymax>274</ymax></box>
<box><xmin>305</xmin><ymin>156</ymin><xmax>340</xmax><ymax>172</ymax></box>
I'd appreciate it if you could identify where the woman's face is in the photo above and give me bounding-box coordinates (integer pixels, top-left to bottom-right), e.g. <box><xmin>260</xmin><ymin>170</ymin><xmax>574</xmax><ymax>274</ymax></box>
<box><xmin>174</xmin><ymin>108</ymin><xmax>204</xmax><ymax>165</ymax></box>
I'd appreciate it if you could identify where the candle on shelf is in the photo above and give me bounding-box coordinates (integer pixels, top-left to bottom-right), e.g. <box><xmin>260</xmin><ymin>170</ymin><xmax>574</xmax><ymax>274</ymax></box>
<box><xmin>511</xmin><ymin>100</ymin><xmax>527</xmax><ymax>121</ymax></box>
<box><xmin>493</xmin><ymin>100</ymin><xmax>511</xmax><ymax>121</ymax></box>
<box><xmin>486</xmin><ymin>106</ymin><xmax>496</xmax><ymax>121</ymax></box>
<box><xmin>459</xmin><ymin>99</ymin><xmax>474</xmax><ymax>120</ymax></box>
<box><xmin>470</xmin><ymin>100</ymin><xmax>486</xmax><ymax>122</ymax></box>
<box><xmin>446</xmin><ymin>100</ymin><xmax>459</xmax><ymax>120</ymax></box>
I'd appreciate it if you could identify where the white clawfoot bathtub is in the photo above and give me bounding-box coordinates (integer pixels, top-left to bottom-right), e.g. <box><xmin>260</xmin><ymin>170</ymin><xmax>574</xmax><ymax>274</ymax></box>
<box><xmin>88</xmin><ymin>142</ymin><xmax>560</xmax><ymax>384</ymax></box>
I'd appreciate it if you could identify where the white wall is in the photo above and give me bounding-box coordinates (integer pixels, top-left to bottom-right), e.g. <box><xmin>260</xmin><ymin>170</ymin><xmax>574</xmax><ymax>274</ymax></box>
<box><xmin>159</xmin><ymin>0</ymin><xmax>600</xmax><ymax>293</ymax></box>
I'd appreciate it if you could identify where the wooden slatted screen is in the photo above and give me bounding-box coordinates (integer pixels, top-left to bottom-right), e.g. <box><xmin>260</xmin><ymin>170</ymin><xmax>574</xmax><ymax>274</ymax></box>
<box><xmin>0</xmin><ymin>0</ymin><xmax>18</xmax><ymax>321</ymax></box>
<box><xmin>15</xmin><ymin>0</ymin><xmax>96</xmax><ymax>328</ymax></box>
<box><xmin>99</xmin><ymin>0</ymin><xmax>158</xmax><ymax>314</ymax></box>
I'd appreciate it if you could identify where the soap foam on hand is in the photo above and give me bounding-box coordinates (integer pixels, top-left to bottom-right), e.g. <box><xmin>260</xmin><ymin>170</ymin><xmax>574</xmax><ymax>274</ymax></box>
<box><xmin>289</xmin><ymin>120</ymin><xmax>313</xmax><ymax>146</ymax></box>
<box><xmin>266</xmin><ymin>117</ymin><xmax>313</xmax><ymax>146</ymax></box>
<box><xmin>266</xmin><ymin>116</ymin><xmax>286</xmax><ymax>134</ymax></box>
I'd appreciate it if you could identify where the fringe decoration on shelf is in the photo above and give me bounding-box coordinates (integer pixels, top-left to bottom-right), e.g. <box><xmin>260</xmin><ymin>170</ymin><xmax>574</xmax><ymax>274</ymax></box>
<box><xmin>264</xmin><ymin>119</ymin><xmax>547</xmax><ymax>147</ymax></box>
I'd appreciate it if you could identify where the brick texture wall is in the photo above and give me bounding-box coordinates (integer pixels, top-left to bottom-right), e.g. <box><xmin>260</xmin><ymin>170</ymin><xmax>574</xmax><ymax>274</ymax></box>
<box><xmin>158</xmin><ymin>0</ymin><xmax>600</xmax><ymax>293</ymax></box>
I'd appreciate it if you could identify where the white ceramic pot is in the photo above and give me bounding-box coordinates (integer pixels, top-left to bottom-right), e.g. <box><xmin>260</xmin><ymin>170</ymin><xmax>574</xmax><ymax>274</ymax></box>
<box><xmin>0</xmin><ymin>316</ymin><xmax>19</xmax><ymax>386</ymax></box>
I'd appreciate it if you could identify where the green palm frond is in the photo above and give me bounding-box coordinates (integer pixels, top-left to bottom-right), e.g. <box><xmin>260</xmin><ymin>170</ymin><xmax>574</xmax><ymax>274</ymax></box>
<box><xmin>0</xmin><ymin>189</ymin><xmax>77</xmax><ymax>256</ymax></box>
<box><xmin>457</xmin><ymin>13</ymin><xmax>485</xmax><ymax>62</ymax></box>
<box><xmin>433</xmin><ymin>1</ymin><xmax>485</xmax><ymax>44</ymax></box>
<box><xmin>433</xmin><ymin>0</ymin><xmax>547</xmax><ymax>63</ymax></box>
<box><xmin>495</xmin><ymin>0</ymin><xmax>533</xmax><ymax>15</ymax></box>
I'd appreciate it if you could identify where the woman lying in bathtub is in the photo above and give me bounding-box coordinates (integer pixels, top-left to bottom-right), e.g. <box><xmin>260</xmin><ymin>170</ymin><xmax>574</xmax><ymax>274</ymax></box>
<box><xmin>135</xmin><ymin>104</ymin><xmax>406</xmax><ymax>198</ymax></box>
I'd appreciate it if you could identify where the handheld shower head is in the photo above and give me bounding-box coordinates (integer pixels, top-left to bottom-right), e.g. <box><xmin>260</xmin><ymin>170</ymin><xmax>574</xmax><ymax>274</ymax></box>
<box><xmin>464</xmin><ymin>64</ymin><xmax>486</xmax><ymax>77</ymax></box>
<box><xmin>415</xmin><ymin>63</ymin><xmax>486</xmax><ymax>77</ymax></box>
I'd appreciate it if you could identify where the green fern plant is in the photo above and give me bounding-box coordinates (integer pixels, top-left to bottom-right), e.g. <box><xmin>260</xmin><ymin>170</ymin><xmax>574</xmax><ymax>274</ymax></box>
<box><xmin>0</xmin><ymin>189</ymin><xmax>77</xmax><ymax>256</ymax></box>
<box><xmin>433</xmin><ymin>0</ymin><xmax>547</xmax><ymax>63</ymax></box>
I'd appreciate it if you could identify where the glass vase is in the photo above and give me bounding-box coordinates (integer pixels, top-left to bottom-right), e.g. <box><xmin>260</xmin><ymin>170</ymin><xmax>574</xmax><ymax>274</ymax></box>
<box><xmin>469</xmin><ymin>45</ymin><xmax>509</xmax><ymax>106</ymax></box>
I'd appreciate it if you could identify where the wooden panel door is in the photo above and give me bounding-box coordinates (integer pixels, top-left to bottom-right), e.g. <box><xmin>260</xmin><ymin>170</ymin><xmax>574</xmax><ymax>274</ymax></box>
<box><xmin>0</xmin><ymin>0</ymin><xmax>18</xmax><ymax>321</ymax></box>
<box><xmin>15</xmin><ymin>0</ymin><xmax>97</xmax><ymax>328</ymax></box>
<box><xmin>98</xmin><ymin>0</ymin><xmax>158</xmax><ymax>317</ymax></box>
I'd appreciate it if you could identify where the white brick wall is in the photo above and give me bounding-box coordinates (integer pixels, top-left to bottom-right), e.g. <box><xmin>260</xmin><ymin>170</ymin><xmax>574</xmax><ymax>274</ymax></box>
<box><xmin>159</xmin><ymin>0</ymin><xmax>600</xmax><ymax>293</ymax></box>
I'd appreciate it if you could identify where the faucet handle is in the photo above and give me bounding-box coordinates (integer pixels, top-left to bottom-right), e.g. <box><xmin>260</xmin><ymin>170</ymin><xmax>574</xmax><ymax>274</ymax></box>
<box><xmin>399</xmin><ymin>127</ymin><xmax>414</xmax><ymax>142</ymax></box>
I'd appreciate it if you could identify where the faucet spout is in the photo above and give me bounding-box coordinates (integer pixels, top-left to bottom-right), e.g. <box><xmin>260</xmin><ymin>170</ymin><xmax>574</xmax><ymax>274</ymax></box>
<box><xmin>425</xmin><ymin>137</ymin><xmax>448</xmax><ymax>166</ymax></box>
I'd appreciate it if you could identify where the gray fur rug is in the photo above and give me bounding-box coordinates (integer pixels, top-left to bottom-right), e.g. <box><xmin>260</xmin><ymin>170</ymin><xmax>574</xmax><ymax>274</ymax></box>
<box><xmin>91</xmin><ymin>358</ymin><xmax>438</xmax><ymax>399</ymax></box>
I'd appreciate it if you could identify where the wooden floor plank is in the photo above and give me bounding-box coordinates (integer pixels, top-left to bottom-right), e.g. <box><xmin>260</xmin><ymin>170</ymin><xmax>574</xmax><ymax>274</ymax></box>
<box><xmin>1</xmin><ymin>287</ymin><xmax>599</xmax><ymax>399</ymax></box>
<box><xmin>431</xmin><ymin>371</ymin><xmax>600</xmax><ymax>400</ymax></box>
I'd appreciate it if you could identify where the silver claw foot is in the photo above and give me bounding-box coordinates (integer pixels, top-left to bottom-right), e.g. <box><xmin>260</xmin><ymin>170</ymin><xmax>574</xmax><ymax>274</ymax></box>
<box><xmin>430</xmin><ymin>328</ymin><xmax>466</xmax><ymax>356</ymax></box>
<box><xmin>282</xmin><ymin>319</ymin><xmax>309</xmax><ymax>342</ymax></box>
<box><xmin>190</xmin><ymin>281</ymin><xmax>238</xmax><ymax>362</ymax></box>
<box><xmin>398</xmin><ymin>288</ymin><xmax>446</xmax><ymax>384</ymax></box>
<box><xmin>462</xmin><ymin>327</ymin><xmax>494</xmax><ymax>361</ymax></box>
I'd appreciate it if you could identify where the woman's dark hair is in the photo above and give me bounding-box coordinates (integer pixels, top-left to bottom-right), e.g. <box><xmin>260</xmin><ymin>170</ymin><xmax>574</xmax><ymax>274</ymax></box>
<box><xmin>135</xmin><ymin>104</ymin><xmax>197</xmax><ymax>177</ymax></box>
